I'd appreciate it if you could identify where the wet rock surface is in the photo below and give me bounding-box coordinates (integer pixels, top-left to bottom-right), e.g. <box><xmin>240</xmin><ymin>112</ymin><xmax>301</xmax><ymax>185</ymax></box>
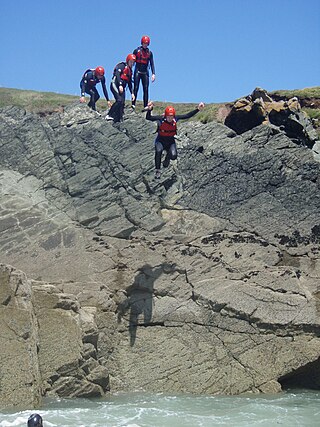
<box><xmin>0</xmin><ymin>102</ymin><xmax>319</xmax><ymax>407</ymax></box>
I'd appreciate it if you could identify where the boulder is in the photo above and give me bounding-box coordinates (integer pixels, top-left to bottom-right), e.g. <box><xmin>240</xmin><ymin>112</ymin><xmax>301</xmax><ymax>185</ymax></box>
<box><xmin>225</xmin><ymin>87</ymin><xmax>319</xmax><ymax>149</ymax></box>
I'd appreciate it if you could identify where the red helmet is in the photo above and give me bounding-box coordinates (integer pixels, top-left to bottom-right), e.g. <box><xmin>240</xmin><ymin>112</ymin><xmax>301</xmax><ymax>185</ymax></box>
<box><xmin>126</xmin><ymin>54</ymin><xmax>136</xmax><ymax>63</ymax></box>
<box><xmin>95</xmin><ymin>66</ymin><xmax>105</xmax><ymax>76</ymax></box>
<box><xmin>164</xmin><ymin>106</ymin><xmax>176</xmax><ymax>117</ymax></box>
<box><xmin>141</xmin><ymin>35</ymin><xmax>150</xmax><ymax>45</ymax></box>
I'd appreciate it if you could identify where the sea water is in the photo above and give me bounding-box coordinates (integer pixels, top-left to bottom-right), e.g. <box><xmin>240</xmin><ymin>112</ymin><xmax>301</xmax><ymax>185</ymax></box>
<box><xmin>0</xmin><ymin>390</ymin><xmax>319</xmax><ymax>427</ymax></box>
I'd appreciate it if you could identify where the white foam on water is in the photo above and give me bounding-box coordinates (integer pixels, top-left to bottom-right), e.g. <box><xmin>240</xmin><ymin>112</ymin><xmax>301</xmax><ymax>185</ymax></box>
<box><xmin>0</xmin><ymin>417</ymin><xmax>26</xmax><ymax>427</ymax></box>
<box><xmin>0</xmin><ymin>390</ymin><xmax>319</xmax><ymax>427</ymax></box>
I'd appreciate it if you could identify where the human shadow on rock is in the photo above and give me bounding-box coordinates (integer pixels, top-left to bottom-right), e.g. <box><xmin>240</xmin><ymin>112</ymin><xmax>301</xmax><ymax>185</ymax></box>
<box><xmin>117</xmin><ymin>263</ymin><xmax>172</xmax><ymax>346</ymax></box>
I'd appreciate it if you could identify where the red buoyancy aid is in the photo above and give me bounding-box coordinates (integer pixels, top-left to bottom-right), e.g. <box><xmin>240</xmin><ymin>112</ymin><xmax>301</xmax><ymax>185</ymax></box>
<box><xmin>158</xmin><ymin>118</ymin><xmax>177</xmax><ymax>137</ymax></box>
<box><xmin>113</xmin><ymin>62</ymin><xmax>132</xmax><ymax>83</ymax></box>
<box><xmin>136</xmin><ymin>48</ymin><xmax>151</xmax><ymax>65</ymax></box>
<box><xmin>120</xmin><ymin>65</ymin><xmax>132</xmax><ymax>81</ymax></box>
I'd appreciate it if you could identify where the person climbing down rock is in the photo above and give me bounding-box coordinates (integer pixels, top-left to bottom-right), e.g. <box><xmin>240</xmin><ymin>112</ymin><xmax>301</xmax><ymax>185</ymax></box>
<box><xmin>105</xmin><ymin>54</ymin><xmax>136</xmax><ymax>123</ymax></box>
<box><xmin>80</xmin><ymin>66</ymin><xmax>111</xmax><ymax>112</ymax></box>
<box><xmin>145</xmin><ymin>101</ymin><xmax>205</xmax><ymax>179</ymax></box>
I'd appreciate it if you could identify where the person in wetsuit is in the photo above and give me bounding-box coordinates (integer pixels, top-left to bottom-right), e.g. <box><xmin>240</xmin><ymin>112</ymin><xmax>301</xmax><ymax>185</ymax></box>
<box><xmin>27</xmin><ymin>413</ymin><xmax>43</xmax><ymax>427</ymax></box>
<box><xmin>146</xmin><ymin>101</ymin><xmax>205</xmax><ymax>179</ymax></box>
<box><xmin>105</xmin><ymin>54</ymin><xmax>136</xmax><ymax>123</ymax></box>
<box><xmin>80</xmin><ymin>66</ymin><xmax>111</xmax><ymax>112</ymax></box>
<box><xmin>132</xmin><ymin>35</ymin><xmax>155</xmax><ymax>111</ymax></box>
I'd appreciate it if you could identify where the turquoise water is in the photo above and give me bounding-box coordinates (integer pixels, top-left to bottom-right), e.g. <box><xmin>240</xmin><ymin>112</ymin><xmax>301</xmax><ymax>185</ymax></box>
<box><xmin>0</xmin><ymin>390</ymin><xmax>319</xmax><ymax>427</ymax></box>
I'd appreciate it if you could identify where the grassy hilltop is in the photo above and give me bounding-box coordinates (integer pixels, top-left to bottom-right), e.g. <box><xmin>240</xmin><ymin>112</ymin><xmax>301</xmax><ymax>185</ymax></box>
<box><xmin>0</xmin><ymin>87</ymin><xmax>222</xmax><ymax>123</ymax></box>
<box><xmin>0</xmin><ymin>86</ymin><xmax>319</xmax><ymax>130</ymax></box>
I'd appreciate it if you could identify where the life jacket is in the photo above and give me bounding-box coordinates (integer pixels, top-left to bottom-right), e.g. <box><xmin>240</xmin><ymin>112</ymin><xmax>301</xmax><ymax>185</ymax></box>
<box><xmin>158</xmin><ymin>118</ymin><xmax>177</xmax><ymax>137</ymax></box>
<box><xmin>113</xmin><ymin>62</ymin><xmax>132</xmax><ymax>82</ymax></box>
<box><xmin>121</xmin><ymin>65</ymin><xmax>132</xmax><ymax>82</ymax></box>
<box><xmin>135</xmin><ymin>47</ymin><xmax>151</xmax><ymax>65</ymax></box>
<box><xmin>82</xmin><ymin>69</ymin><xmax>97</xmax><ymax>87</ymax></box>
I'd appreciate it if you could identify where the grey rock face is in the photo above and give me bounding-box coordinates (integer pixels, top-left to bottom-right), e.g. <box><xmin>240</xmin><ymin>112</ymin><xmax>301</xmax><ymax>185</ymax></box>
<box><xmin>0</xmin><ymin>103</ymin><xmax>319</xmax><ymax>405</ymax></box>
<box><xmin>33</xmin><ymin>283</ymin><xmax>109</xmax><ymax>399</ymax></box>
<box><xmin>0</xmin><ymin>264</ymin><xmax>109</xmax><ymax>409</ymax></box>
<box><xmin>0</xmin><ymin>264</ymin><xmax>41</xmax><ymax>409</ymax></box>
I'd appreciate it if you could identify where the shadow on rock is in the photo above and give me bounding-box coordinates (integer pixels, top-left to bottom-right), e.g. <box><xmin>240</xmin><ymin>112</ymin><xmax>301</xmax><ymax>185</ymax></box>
<box><xmin>117</xmin><ymin>263</ymin><xmax>171</xmax><ymax>346</ymax></box>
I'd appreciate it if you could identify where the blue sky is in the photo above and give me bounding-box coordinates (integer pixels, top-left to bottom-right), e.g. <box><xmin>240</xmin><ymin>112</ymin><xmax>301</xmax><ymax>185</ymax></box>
<box><xmin>1</xmin><ymin>0</ymin><xmax>319</xmax><ymax>103</ymax></box>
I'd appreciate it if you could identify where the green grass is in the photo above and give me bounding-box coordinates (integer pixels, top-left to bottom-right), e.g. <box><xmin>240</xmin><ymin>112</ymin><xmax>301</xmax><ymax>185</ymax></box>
<box><xmin>0</xmin><ymin>87</ymin><xmax>319</xmax><ymax>129</ymax></box>
<box><xmin>271</xmin><ymin>86</ymin><xmax>320</xmax><ymax>99</ymax></box>
<box><xmin>303</xmin><ymin>108</ymin><xmax>320</xmax><ymax>120</ymax></box>
<box><xmin>0</xmin><ymin>87</ymin><xmax>225</xmax><ymax>123</ymax></box>
<box><xmin>0</xmin><ymin>87</ymin><xmax>78</xmax><ymax>113</ymax></box>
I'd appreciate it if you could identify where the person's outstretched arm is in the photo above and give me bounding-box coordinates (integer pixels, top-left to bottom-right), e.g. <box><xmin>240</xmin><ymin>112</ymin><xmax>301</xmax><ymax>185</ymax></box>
<box><xmin>175</xmin><ymin>102</ymin><xmax>205</xmax><ymax>121</ymax></box>
<box><xmin>145</xmin><ymin>102</ymin><xmax>162</xmax><ymax>121</ymax></box>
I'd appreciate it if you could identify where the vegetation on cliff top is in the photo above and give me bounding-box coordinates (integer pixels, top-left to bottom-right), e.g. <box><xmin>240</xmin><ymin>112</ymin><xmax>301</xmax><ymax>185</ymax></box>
<box><xmin>0</xmin><ymin>86</ymin><xmax>319</xmax><ymax>127</ymax></box>
<box><xmin>271</xmin><ymin>87</ymin><xmax>320</xmax><ymax>99</ymax></box>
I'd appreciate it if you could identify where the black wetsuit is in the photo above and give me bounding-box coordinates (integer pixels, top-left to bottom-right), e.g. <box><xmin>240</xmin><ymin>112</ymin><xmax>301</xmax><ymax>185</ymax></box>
<box><xmin>108</xmin><ymin>62</ymin><xmax>133</xmax><ymax>122</ymax></box>
<box><xmin>132</xmin><ymin>46</ymin><xmax>155</xmax><ymax>108</ymax></box>
<box><xmin>80</xmin><ymin>69</ymin><xmax>109</xmax><ymax>110</ymax></box>
<box><xmin>146</xmin><ymin>109</ymin><xmax>199</xmax><ymax>170</ymax></box>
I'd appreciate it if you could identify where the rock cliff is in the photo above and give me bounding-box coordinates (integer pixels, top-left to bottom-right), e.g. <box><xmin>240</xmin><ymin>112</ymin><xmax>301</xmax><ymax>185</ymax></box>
<box><xmin>0</xmin><ymin>101</ymin><xmax>319</xmax><ymax>408</ymax></box>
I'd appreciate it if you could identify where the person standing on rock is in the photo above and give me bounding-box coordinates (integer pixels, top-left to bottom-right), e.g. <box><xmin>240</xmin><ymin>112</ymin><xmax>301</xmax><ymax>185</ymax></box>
<box><xmin>132</xmin><ymin>35</ymin><xmax>156</xmax><ymax>112</ymax></box>
<box><xmin>27</xmin><ymin>413</ymin><xmax>43</xmax><ymax>427</ymax></box>
<box><xmin>80</xmin><ymin>66</ymin><xmax>112</xmax><ymax>113</ymax></box>
<box><xmin>105</xmin><ymin>54</ymin><xmax>136</xmax><ymax>123</ymax></box>
<box><xmin>146</xmin><ymin>101</ymin><xmax>205</xmax><ymax>179</ymax></box>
